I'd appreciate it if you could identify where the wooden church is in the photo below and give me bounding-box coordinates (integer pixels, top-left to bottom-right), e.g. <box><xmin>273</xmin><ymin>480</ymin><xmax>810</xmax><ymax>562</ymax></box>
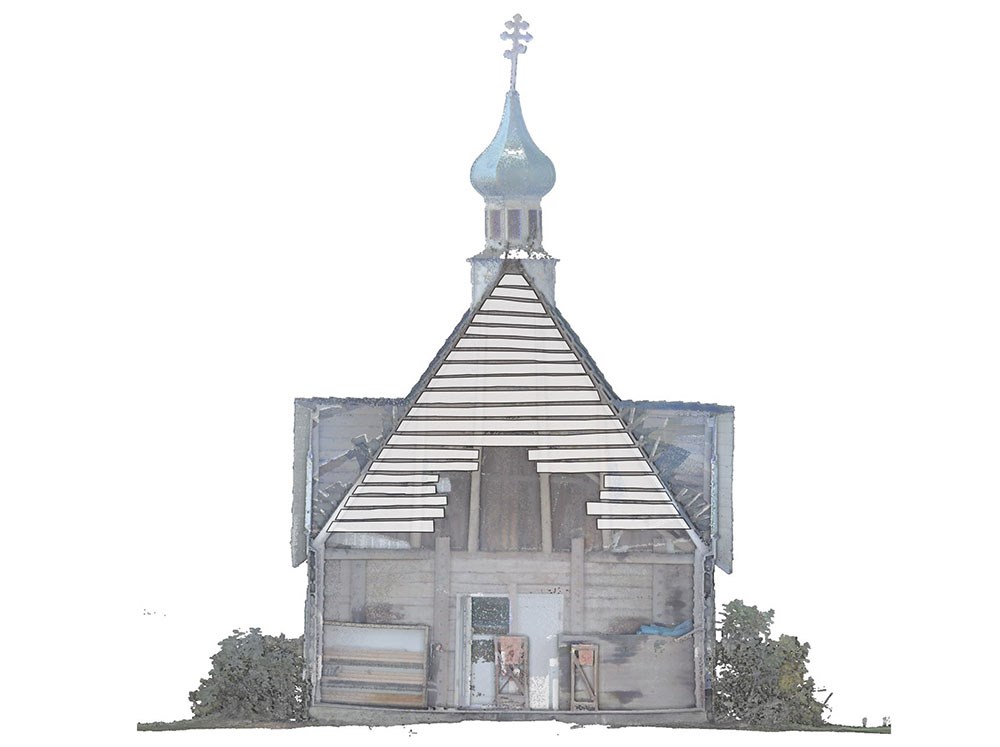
<box><xmin>289</xmin><ymin>16</ymin><xmax>734</xmax><ymax>725</ymax></box>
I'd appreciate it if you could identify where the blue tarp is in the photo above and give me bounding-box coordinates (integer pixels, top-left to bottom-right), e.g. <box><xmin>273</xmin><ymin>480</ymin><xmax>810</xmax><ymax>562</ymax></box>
<box><xmin>637</xmin><ymin>619</ymin><xmax>694</xmax><ymax>637</ymax></box>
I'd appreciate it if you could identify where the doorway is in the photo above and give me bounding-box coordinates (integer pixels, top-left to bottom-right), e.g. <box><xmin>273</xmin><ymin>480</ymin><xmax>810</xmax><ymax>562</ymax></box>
<box><xmin>457</xmin><ymin>593</ymin><xmax>563</xmax><ymax>709</ymax></box>
<box><xmin>464</xmin><ymin>595</ymin><xmax>509</xmax><ymax>706</ymax></box>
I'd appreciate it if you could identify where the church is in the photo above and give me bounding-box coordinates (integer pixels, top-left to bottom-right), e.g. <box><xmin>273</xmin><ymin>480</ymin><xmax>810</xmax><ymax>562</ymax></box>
<box><xmin>289</xmin><ymin>16</ymin><xmax>734</xmax><ymax>725</ymax></box>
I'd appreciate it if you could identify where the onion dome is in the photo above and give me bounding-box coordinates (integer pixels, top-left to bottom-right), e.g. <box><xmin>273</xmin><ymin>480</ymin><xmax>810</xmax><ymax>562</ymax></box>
<box><xmin>470</xmin><ymin>90</ymin><xmax>556</xmax><ymax>199</ymax></box>
<box><xmin>469</xmin><ymin>14</ymin><xmax>556</xmax><ymax>261</ymax></box>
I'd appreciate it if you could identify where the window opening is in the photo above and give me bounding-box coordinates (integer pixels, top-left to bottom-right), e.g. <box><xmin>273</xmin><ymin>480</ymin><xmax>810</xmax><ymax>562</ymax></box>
<box><xmin>507</xmin><ymin>209</ymin><xmax>521</xmax><ymax>240</ymax></box>
<box><xmin>489</xmin><ymin>209</ymin><xmax>503</xmax><ymax>239</ymax></box>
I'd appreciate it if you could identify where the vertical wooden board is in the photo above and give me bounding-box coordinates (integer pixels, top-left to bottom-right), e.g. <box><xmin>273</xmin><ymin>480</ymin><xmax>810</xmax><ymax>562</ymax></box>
<box><xmin>693</xmin><ymin>549</ymin><xmax>706</xmax><ymax>710</ymax></box>
<box><xmin>468</xmin><ymin>470</ymin><xmax>481</xmax><ymax>552</ymax></box>
<box><xmin>446</xmin><ymin>598</ymin><xmax>458</xmax><ymax>707</ymax></box>
<box><xmin>443</xmin><ymin>471</ymin><xmax>471</xmax><ymax>551</ymax></box>
<box><xmin>432</xmin><ymin>537</ymin><xmax>452</xmax><ymax>708</ymax></box>
<box><xmin>540</xmin><ymin>473</ymin><xmax>553</xmax><ymax>553</ymax></box>
<box><xmin>570</xmin><ymin>537</ymin><xmax>585</xmax><ymax>632</ymax></box>
<box><xmin>480</xmin><ymin>447</ymin><xmax>541</xmax><ymax>551</ymax></box>
<box><xmin>550</xmin><ymin>473</ymin><xmax>601</xmax><ymax>552</ymax></box>
<box><xmin>290</xmin><ymin>403</ymin><xmax>313</xmax><ymax>566</ymax></box>
<box><xmin>507</xmin><ymin>582</ymin><xmax>519</xmax><ymax>632</ymax></box>
<box><xmin>349</xmin><ymin>560</ymin><xmax>367</xmax><ymax>623</ymax></box>
<box><xmin>715</xmin><ymin>412</ymin><xmax>735</xmax><ymax>573</ymax></box>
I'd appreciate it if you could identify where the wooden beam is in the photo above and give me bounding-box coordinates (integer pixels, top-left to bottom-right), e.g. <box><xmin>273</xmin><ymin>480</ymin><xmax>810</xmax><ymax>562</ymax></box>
<box><xmin>433</xmin><ymin>536</ymin><xmax>452</xmax><ymax>707</ymax></box>
<box><xmin>467</xmin><ymin>469</ymin><xmax>482</xmax><ymax>552</ymax></box>
<box><xmin>324</xmin><ymin>549</ymin><xmax>434</xmax><ymax>560</ymax></box>
<box><xmin>587</xmin><ymin>552</ymin><xmax>695</xmax><ymax>565</ymax></box>
<box><xmin>311</xmin><ymin>545</ymin><xmax>325</xmax><ymax>706</ymax></box>
<box><xmin>539</xmin><ymin>473</ymin><xmax>552</xmax><ymax>553</ymax></box>
<box><xmin>508</xmin><ymin>582</ymin><xmax>519</xmax><ymax>633</ymax></box>
<box><xmin>693</xmin><ymin>547</ymin><xmax>706</xmax><ymax>711</ymax></box>
<box><xmin>570</xmin><ymin>537</ymin><xmax>585</xmax><ymax>633</ymax></box>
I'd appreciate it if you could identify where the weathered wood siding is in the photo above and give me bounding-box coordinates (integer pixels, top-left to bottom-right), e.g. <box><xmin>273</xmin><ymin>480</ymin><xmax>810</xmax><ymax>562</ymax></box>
<box><xmin>450</xmin><ymin>553</ymin><xmax>571</xmax><ymax>595</ymax></box>
<box><xmin>584</xmin><ymin>561</ymin><xmax>652</xmax><ymax>634</ymax></box>
<box><xmin>365</xmin><ymin>559</ymin><xmax>436</xmax><ymax>626</ymax></box>
<box><xmin>324</xmin><ymin>556</ymin><xmax>435</xmax><ymax>626</ymax></box>
<box><xmin>320</xmin><ymin>546</ymin><xmax>696</xmax><ymax>710</ymax></box>
<box><xmin>559</xmin><ymin>634</ymin><xmax>696</xmax><ymax>710</ymax></box>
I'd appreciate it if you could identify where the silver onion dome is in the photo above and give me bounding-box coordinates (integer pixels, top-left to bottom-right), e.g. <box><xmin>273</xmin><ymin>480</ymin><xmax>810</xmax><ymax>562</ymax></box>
<box><xmin>470</xmin><ymin>90</ymin><xmax>556</xmax><ymax>199</ymax></box>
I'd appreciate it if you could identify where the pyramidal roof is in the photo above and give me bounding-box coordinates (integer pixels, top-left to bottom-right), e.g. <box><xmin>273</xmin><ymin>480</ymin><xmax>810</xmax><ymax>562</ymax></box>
<box><xmin>322</xmin><ymin>265</ymin><xmax>698</xmax><ymax>539</ymax></box>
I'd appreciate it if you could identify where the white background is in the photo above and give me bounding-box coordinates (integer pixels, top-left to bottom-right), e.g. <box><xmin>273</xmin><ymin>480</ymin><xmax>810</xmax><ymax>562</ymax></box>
<box><xmin>2</xmin><ymin>1</ymin><xmax>997</xmax><ymax>745</ymax></box>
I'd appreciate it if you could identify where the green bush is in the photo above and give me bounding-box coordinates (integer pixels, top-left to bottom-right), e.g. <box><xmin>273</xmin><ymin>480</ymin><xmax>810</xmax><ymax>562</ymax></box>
<box><xmin>189</xmin><ymin>628</ymin><xmax>309</xmax><ymax>722</ymax></box>
<box><xmin>714</xmin><ymin>600</ymin><xmax>827</xmax><ymax>726</ymax></box>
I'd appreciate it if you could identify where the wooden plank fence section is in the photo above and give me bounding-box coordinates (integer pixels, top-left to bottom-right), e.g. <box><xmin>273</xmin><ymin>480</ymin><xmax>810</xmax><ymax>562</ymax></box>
<box><xmin>321</xmin><ymin>624</ymin><xmax>429</xmax><ymax>709</ymax></box>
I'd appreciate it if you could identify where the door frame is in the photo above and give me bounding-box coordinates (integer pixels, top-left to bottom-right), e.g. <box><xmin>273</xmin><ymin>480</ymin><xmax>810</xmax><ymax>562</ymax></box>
<box><xmin>455</xmin><ymin>593</ymin><xmax>511</xmax><ymax>708</ymax></box>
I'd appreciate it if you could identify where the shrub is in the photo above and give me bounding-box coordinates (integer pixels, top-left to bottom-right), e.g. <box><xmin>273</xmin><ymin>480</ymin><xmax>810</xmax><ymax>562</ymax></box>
<box><xmin>188</xmin><ymin>628</ymin><xmax>308</xmax><ymax>722</ymax></box>
<box><xmin>714</xmin><ymin>600</ymin><xmax>827</xmax><ymax>726</ymax></box>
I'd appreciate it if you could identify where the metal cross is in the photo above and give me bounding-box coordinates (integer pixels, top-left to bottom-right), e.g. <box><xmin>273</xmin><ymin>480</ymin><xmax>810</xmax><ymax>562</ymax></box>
<box><xmin>500</xmin><ymin>14</ymin><xmax>532</xmax><ymax>91</ymax></box>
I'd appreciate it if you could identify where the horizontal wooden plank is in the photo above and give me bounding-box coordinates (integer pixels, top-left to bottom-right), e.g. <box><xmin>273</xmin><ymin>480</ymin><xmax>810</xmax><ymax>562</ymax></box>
<box><xmin>583</xmin><ymin>584</ymin><xmax>653</xmax><ymax>598</ymax></box>
<box><xmin>490</xmin><ymin>285</ymin><xmax>535</xmax><ymax>298</ymax></box>
<box><xmin>450</xmin><ymin>583</ymin><xmax>509</xmax><ymax>595</ymax></box>
<box><xmin>587</xmin><ymin>502</ymin><xmax>680</xmax><ymax>516</ymax></box>
<box><xmin>604</xmin><ymin>474</ymin><xmax>663</xmax><ymax>489</ymax></box>
<box><xmin>530</xmin><ymin>447</ymin><xmax>642</xmax><ymax>461</ymax></box>
<box><xmin>323</xmin><ymin>549</ymin><xmax>434</xmax><ymax>560</ymax></box>
<box><xmin>479</xmin><ymin>299</ymin><xmax>546</xmax><ymax>314</ymax></box>
<box><xmin>586</xmin><ymin>552</ymin><xmax>695</xmax><ymax>565</ymax></box>
<box><xmin>375</xmin><ymin>448</ymin><xmax>479</xmax><ymax>460</ymax></box>
<box><xmin>320</xmin><ymin>688</ymin><xmax>426</xmax><ymax>708</ymax></box>
<box><xmin>346</xmin><ymin>495</ymin><xmax>447</xmax><ymax>507</ymax></box>
<box><xmin>599</xmin><ymin>489</ymin><xmax>670</xmax><ymax>501</ymax></box>
<box><xmin>583</xmin><ymin>576</ymin><xmax>651</xmax><ymax>589</ymax></box>
<box><xmin>497</xmin><ymin>273</ymin><xmax>529</xmax><ymax>286</ymax></box>
<box><xmin>409</xmin><ymin>404</ymin><xmax>614</xmax><ymax>418</ymax></box>
<box><xmin>437</xmin><ymin>362</ymin><xmax>582</xmax><ymax>376</ymax></box>
<box><xmin>353</xmin><ymin>484</ymin><xmax>438</xmax><ymax>495</ymax></box>
<box><xmin>389</xmin><ymin>432</ymin><xmax>631</xmax><ymax>447</ymax></box>
<box><xmin>426</xmin><ymin>374</ymin><xmax>591</xmax><ymax>388</ymax></box>
<box><xmin>451</xmin><ymin>571</ymin><xmax>571</xmax><ymax>586</ymax></box>
<box><xmin>363</xmin><ymin>473</ymin><xmax>438</xmax><ymax>484</ymax></box>
<box><xmin>597</xmin><ymin>518</ymin><xmax>690</xmax><ymax>530</ymax></box>
<box><xmin>537</xmin><ymin>460</ymin><xmax>650</xmax><ymax>473</ymax></box>
<box><xmin>464</xmin><ymin>325</ymin><xmax>561</xmax><ymax>338</ymax></box>
<box><xmin>329</xmin><ymin>520</ymin><xmax>435</xmax><ymax>533</ymax></box>
<box><xmin>322</xmin><ymin>668</ymin><xmax>426</xmax><ymax>686</ymax></box>
<box><xmin>336</xmin><ymin>507</ymin><xmax>444</xmax><ymax>520</ymax></box>
<box><xmin>369</xmin><ymin>461</ymin><xmax>478</xmax><ymax>471</ymax></box>
<box><xmin>416</xmin><ymin>387</ymin><xmax>595</xmax><ymax>403</ymax></box>
<box><xmin>445</xmin><ymin>349</ymin><xmax>577</xmax><ymax>362</ymax></box>
<box><xmin>471</xmin><ymin>313</ymin><xmax>553</xmax><ymax>327</ymax></box>
<box><xmin>454</xmin><ymin>337</ymin><xmax>569</xmax><ymax>351</ymax></box>
<box><xmin>397</xmin><ymin>418</ymin><xmax>621</xmax><ymax>432</ymax></box>
<box><xmin>325</xmin><ymin>647</ymin><xmax>426</xmax><ymax>665</ymax></box>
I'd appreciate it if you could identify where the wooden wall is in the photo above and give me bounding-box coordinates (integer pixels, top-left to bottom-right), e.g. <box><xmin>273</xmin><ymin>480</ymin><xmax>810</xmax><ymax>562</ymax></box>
<box><xmin>320</xmin><ymin>544</ymin><xmax>697</xmax><ymax>710</ymax></box>
<box><xmin>559</xmin><ymin>633</ymin><xmax>697</xmax><ymax>710</ymax></box>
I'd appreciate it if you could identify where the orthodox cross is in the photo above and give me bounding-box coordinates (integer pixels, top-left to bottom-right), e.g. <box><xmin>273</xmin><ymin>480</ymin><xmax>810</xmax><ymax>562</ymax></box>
<box><xmin>501</xmin><ymin>14</ymin><xmax>532</xmax><ymax>91</ymax></box>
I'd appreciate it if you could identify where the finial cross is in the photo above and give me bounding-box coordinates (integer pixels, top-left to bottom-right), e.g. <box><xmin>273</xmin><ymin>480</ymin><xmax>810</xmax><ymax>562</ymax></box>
<box><xmin>500</xmin><ymin>14</ymin><xmax>532</xmax><ymax>91</ymax></box>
